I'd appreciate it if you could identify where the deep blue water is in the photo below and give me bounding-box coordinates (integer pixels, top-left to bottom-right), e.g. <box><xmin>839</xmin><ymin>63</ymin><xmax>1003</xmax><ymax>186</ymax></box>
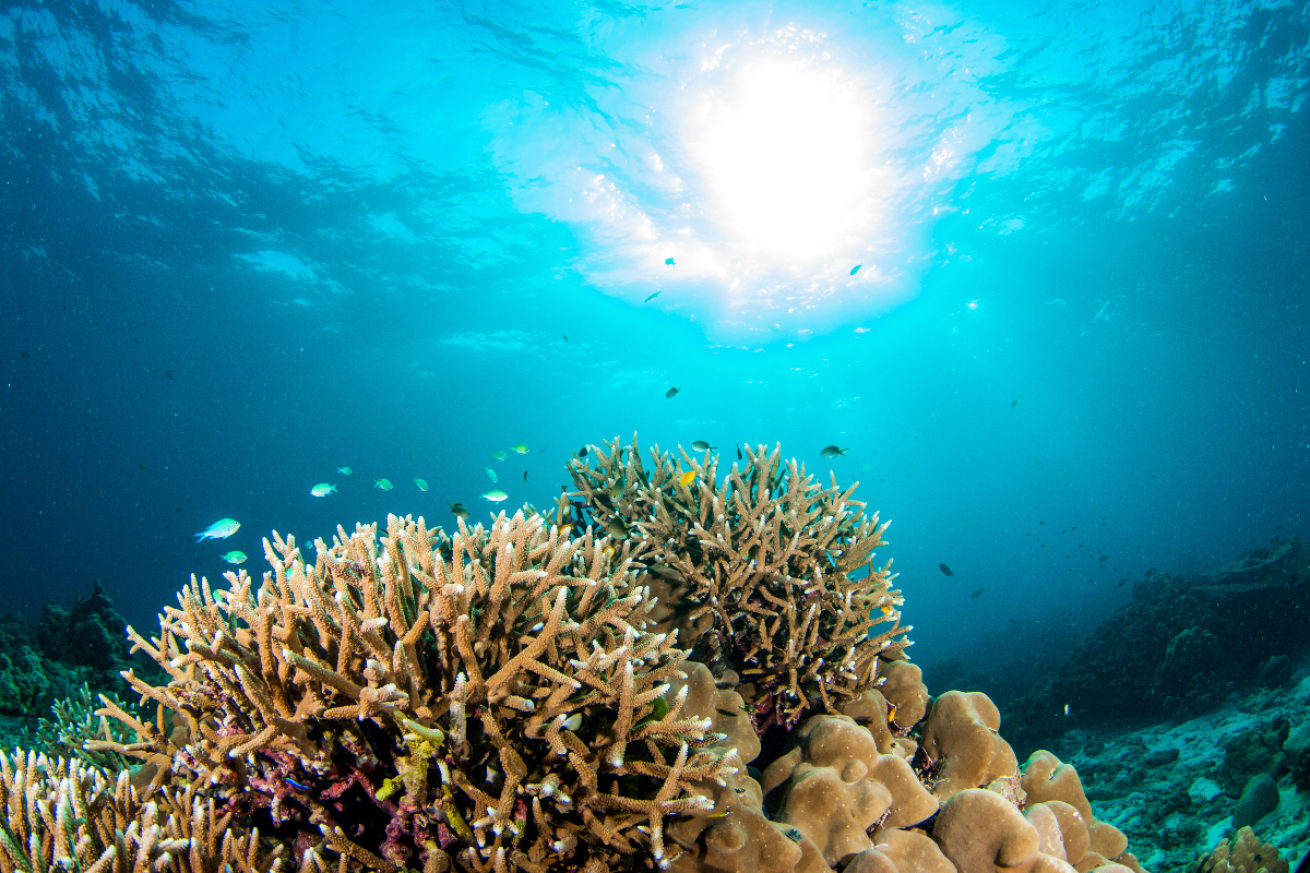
<box><xmin>1</xmin><ymin>0</ymin><xmax>1307</xmax><ymax>672</ymax></box>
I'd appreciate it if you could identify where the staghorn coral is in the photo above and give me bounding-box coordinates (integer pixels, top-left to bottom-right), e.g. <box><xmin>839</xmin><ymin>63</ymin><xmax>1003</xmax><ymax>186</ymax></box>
<box><xmin>95</xmin><ymin>508</ymin><xmax>737</xmax><ymax>873</ymax></box>
<box><xmin>0</xmin><ymin>747</ymin><xmax>283</xmax><ymax>873</ymax></box>
<box><xmin>569</xmin><ymin>436</ymin><xmax>910</xmax><ymax>727</ymax></box>
<box><xmin>27</xmin><ymin>684</ymin><xmax>142</xmax><ymax>773</ymax></box>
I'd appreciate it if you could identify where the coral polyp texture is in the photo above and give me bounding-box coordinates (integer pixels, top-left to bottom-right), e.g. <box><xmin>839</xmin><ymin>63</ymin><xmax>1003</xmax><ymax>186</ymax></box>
<box><xmin>95</xmin><ymin>509</ymin><xmax>737</xmax><ymax>873</ymax></box>
<box><xmin>569</xmin><ymin>437</ymin><xmax>909</xmax><ymax>727</ymax></box>
<box><xmin>0</xmin><ymin>440</ymin><xmax>1166</xmax><ymax>873</ymax></box>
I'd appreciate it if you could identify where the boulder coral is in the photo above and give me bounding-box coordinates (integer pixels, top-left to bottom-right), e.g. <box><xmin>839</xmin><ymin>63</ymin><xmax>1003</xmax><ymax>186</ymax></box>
<box><xmin>0</xmin><ymin>440</ymin><xmax>1158</xmax><ymax>873</ymax></box>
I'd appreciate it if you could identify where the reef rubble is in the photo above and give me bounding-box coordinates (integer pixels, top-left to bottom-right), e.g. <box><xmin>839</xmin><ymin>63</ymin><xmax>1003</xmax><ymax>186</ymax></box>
<box><xmin>2</xmin><ymin>439</ymin><xmax>1178</xmax><ymax>873</ymax></box>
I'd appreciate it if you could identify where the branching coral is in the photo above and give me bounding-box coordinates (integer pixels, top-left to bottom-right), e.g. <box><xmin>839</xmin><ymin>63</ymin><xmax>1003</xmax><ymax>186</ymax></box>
<box><xmin>28</xmin><ymin>684</ymin><xmax>141</xmax><ymax>773</ymax></box>
<box><xmin>568</xmin><ymin>436</ymin><xmax>909</xmax><ymax>726</ymax></box>
<box><xmin>95</xmin><ymin>509</ymin><xmax>737</xmax><ymax>873</ymax></box>
<box><xmin>0</xmin><ymin>748</ymin><xmax>281</xmax><ymax>873</ymax></box>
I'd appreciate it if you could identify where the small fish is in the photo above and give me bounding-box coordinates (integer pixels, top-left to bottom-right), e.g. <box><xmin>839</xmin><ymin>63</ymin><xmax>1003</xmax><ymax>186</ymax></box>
<box><xmin>678</xmin><ymin>471</ymin><xmax>696</xmax><ymax>488</ymax></box>
<box><xmin>195</xmin><ymin>518</ymin><xmax>241</xmax><ymax>542</ymax></box>
<box><xmin>164</xmin><ymin>369</ymin><xmax>174</xmax><ymax>380</ymax></box>
<box><xmin>939</xmin><ymin>563</ymin><xmax>954</xmax><ymax>577</ymax></box>
<box><xmin>691</xmin><ymin>440</ymin><xmax>715</xmax><ymax>452</ymax></box>
<box><xmin>509</xmin><ymin>444</ymin><xmax>529</xmax><ymax>454</ymax></box>
<box><xmin>736</xmin><ymin>443</ymin><xmax>742</xmax><ymax>460</ymax></box>
<box><xmin>784</xmin><ymin>828</ymin><xmax>803</xmax><ymax>843</ymax></box>
<box><xmin>337</xmin><ymin>466</ymin><xmax>353</xmax><ymax>475</ymax></box>
<box><xmin>645</xmin><ymin>290</ymin><xmax>662</xmax><ymax>302</ymax></box>
<box><xmin>1011</xmin><ymin>399</ymin><xmax>1019</xmax><ymax>408</ymax></box>
<box><xmin>375</xmin><ymin>479</ymin><xmax>393</xmax><ymax>491</ymax></box>
<box><xmin>707</xmin><ymin>810</ymin><xmax>732</xmax><ymax>819</ymax></box>
<box><xmin>665</xmin><ymin>387</ymin><xmax>679</xmax><ymax>399</ymax></box>
<box><xmin>665</xmin><ymin>257</ymin><xmax>675</xmax><ymax>265</ymax></box>
<box><xmin>449</xmin><ymin>503</ymin><xmax>470</xmax><ymax>520</ymax></box>
<box><xmin>285</xmin><ymin>778</ymin><xmax>310</xmax><ymax>791</ymax></box>
<box><xmin>1063</xmin><ymin>704</ymin><xmax>1070</xmax><ymax>717</ymax></box>
<box><xmin>523</xmin><ymin>471</ymin><xmax>528</xmax><ymax>481</ymax></box>
<box><xmin>850</xmin><ymin>264</ymin><xmax>862</xmax><ymax>276</ymax></box>
<box><xmin>578</xmin><ymin>446</ymin><xmax>589</xmax><ymax>458</ymax></box>
<box><xmin>563</xmin><ymin>334</ymin><xmax>569</xmax><ymax>342</ymax></box>
<box><xmin>887</xmin><ymin>702</ymin><xmax>898</xmax><ymax>724</ymax></box>
<box><xmin>485</xmin><ymin>467</ymin><xmax>498</xmax><ymax>483</ymax></box>
<box><xmin>415</xmin><ymin>478</ymin><xmax>428</xmax><ymax>491</ymax></box>
<box><xmin>482</xmin><ymin>490</ymin><xmax>508</xmax><ymax>502</ymax></box>
<box><xmin>311</xmin><ymin>483</ymin><xmax>337</xmax><ymax>497</ymax></box>
<box><xmin>1098</xmin><ymin>555</ymin><xmax>1109</xmax><ymax>562</ymax></box>
<box><xmin>409</xmin><ymin>452</ymin><xmax>414</xmax><ymax>462</ymax></box>
<box><xmin>605</xmin><ymin>518</ymin><xmax>628</xmax><ymax>538</ymax></box>
<box><xmin>220</xmin><ymin>551</ymin><xmax>247</xmax><ymax>565</ymax></box>
<box><xmin>970</xmin><ymin>587</ymin><xmax>984</xmax><ymax>599</ymax></box>
<box><xmin>607</xmin><ymin>481</ymin><xmax>624</xmax><ymax>500</ymax></box>
<box><xmin>880</xmin><ymin>605</ymin><xmax>894</xmax><ymax>616</ymax></box>
<box><xmin>820</xmin><ymin>445</ymin><xmax>847</xmax><ymax>457</ymax></box>
<box><xmin>491</xmin><ymin>450</ymin><xmax>507</xmax><ymax>461</ymax></box>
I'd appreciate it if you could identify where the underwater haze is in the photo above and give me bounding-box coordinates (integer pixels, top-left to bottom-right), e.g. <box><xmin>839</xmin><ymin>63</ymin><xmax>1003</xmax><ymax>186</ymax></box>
<box><xmin>1</xmin><ymin>0</ymin><xmax>1308</xmax><ymax>673</ymax></box>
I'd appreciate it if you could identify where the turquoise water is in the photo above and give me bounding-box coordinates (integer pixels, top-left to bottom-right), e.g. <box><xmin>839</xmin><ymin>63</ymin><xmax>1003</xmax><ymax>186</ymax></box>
<box><xmin>1</xmin><ymin>0</ymin><xmax>1306</xmax><ymax>674</ymax></box>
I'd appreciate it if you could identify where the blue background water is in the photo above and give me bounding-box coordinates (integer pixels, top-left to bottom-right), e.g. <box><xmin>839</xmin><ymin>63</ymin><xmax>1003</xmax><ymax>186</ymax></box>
<box><xmin>1</xmin><ymin>0</ymin><xmax>1307</xmax><ymax>674</ymax></box>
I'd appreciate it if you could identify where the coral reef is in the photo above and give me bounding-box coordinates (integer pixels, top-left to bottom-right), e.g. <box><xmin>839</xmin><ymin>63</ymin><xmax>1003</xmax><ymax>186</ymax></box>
<box><xmin>1188</xmin><ymin>827</ymin><xmax>1290</xmax><ymax>873</ymax></box>
<box><xmin>568</xmin><ymin>437</ymin><xmax>909</xmax><ymax>729</ymax></box>
<box><xmin>2</xmin><ymin>441</ymin><xmax>1172</xmax><ymax>873</ymax></box>
<box><xmin>96</xmin><ymin>509</ymin><xmax>736</xmax><ymax>872</ymax></box>
<box><xmin>0</xmin><ymin>581</ymin><xmax>157</xmax><ymax>749</ymax></box>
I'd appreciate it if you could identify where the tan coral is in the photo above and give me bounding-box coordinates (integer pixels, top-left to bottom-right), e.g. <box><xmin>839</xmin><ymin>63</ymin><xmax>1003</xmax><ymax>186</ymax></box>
<box><xmin>757</xmin><ymin>715</ymin><xmax>937</xmax><ymax>868</ymax></box>
<box><xmin>660</xmin><ymin>665</ymin><xmax>809</xmax><ymax>873</ymax></box>
<box><xmin>918</xmin><ymin>691</ymin><xmax>1018</xmax><ymax>801</ymax></box>
<box><xmin>97</xmin><ymin>510</ymin><xmax>736</xmax><ymax>873</ymax></box>
<box><xmin>878</xmin><ymin>659</ymin><xmax>930</xmax><ymax>732</ymax></box>
<box><xmin>846</xmin><ymin>829</ymin><xmax>955</xmax><ymax>873</ymax></box>
<box><xmin>571</xmin><ymin>436</ymin><xmax>911</xmax><ymax>725</ymax></box>
<box><xmin>933</xmin><ymin>788</ymin><xmax>1080</xmax><ymax>873</ymax></box>
<box><xmin>1187</xmin><ymin>827</ymin><xmax>1289</xmax><ymax>873</ymax></box>
<box><xmin>1020</xmin><ymin>752</ymin><xmax>1128</xmax><ymax>863</ymax></box>
<box><xmin>0</xmin><ymin>749</ymin><xmax>283</xmax><ymax>873</ymax></box>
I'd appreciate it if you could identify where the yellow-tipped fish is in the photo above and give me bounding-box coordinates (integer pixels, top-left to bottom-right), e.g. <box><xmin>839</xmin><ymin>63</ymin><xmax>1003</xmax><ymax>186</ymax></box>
<box><xmin>678</xmin><ymin>470</ymin><xmax>696</xmax><ymax>487</ymax></box>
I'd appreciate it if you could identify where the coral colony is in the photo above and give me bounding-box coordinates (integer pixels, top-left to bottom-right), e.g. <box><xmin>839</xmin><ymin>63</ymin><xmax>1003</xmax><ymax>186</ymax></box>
<box><xmin>3</xmin><ymin>439</ymin><xmax>1164</xmax><ymax>873</ymax></box>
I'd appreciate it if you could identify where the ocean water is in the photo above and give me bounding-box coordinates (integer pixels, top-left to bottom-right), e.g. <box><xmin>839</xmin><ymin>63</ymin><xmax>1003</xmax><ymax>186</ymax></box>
<box><xmin>1</xmin><ymin>0</ymin><xmax>1307</xmax><ymax>678</ymax></box>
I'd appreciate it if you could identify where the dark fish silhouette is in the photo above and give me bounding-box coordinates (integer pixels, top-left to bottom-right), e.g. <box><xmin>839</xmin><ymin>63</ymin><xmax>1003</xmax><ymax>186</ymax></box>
<box><xmin>939</xmin><ymin>563</ymin><xmax>954</xmax><ymax>577</ymax></box>
<box><xmin>666</xmin><ymin>387</ymin><xmax>680</xmax><ymax>399</ymax></box>
<box><xmin>645</xmin><ymin>290</ymin><xmax>662</xmax><ymax>302</ymax></box>
<box><xmin>449</xmin><ymin>503</ymin><xmax>470</xmax><ymax>521</ymax></box>
<box><xmin>736</xmin><ymin>443</ymin><xmax>742</xmax><ymax>460</ymax></box>
<box><xmin>165</xmin><ymin>369</ymin><xmax>173</xmax><ymax>380</ymax></box>
<box><xmin>19</xmin><ymin>350</ymin><xmax>31</xmax><ymax>359</ymax></box>
<box><xmin>1011</xmin><ymin>399</ymin><xmax>1018</xmax><ymax>407</ymax></box>
<box><xmin>970</xmin><ymin>588</ymin><xmax>984</xmax><ymax>598</ymax></box>
<box><xmin>820</xmin><ymin>445</ymin><xmax>847</xmax><ymax>457</ymax></box>
<box><xmin>578</xmin><ymin>446</ymin><xmax>589</xmax><ymax>457</ymax></box>
<box><xmin>523</xmin><ymin>470</ymin><xmax>528</xmax><ymax>481</ymax></box>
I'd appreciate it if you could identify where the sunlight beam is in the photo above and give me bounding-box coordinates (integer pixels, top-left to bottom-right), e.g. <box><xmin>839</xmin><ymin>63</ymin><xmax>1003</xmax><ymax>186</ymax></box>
<box><xmin>694</xmin><ymin>60</ymin><xmax>873</xmax><ymax>262</ymax></box>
